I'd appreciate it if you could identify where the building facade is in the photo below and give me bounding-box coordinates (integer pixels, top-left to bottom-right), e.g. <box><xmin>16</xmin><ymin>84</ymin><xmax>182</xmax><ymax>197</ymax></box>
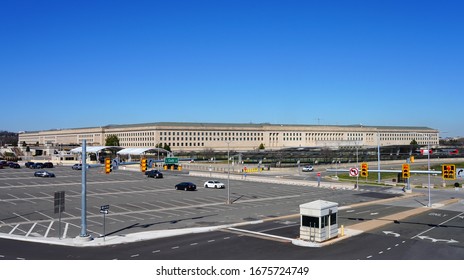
<box><xmin>18</xmin><ymin>122</ymin><xmax>439</xmax><ymax>151</ymax></box>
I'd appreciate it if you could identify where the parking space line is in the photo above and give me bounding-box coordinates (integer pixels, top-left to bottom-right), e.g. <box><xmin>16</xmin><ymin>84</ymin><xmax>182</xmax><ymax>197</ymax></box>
<box><xmin>62</xmin><ymin>223</ymin><xmax>69</xmax><ymax>239</ymax></box>
<box><xmin>125</xmin><ymin>203</ymin><xmax>150</xmax><ymax>211</ymax></box>
<box><xmin>105</xmin><ymin>216</ymin><xmax>125</xmax><ymax>223</ymax></box>
<box><xmin>44</xmin><ymin>221</ymin><xmax>54</xmax><ymax>237</ymax></box>
<box><xmin>111</xmin><ymin>205</ymin><xmax>134</xmax><ymax>212</ymax></box>
<box><xmin>36</xmin><ymin>211</ymin><xmax>54</xmax><ymax>220</ymax></box>
<box><xmin>12</xmin><ymin>212</ymin><xmax>32</xmax><ymax>222</ymax></box>
<box><xmin>25</xmin><ymin>223</ymin><xmax>37</xmax><ymax>237</ymax></box>
<box><xmin>140</xmin><ymin>202</ymin><xmax>163</xmax><ymax>209</ymax></box>
<box><xmin>9</xmin><ymin>224</ymin><xmax>19</xmax><ymax>234</ymax></box>
<box><xmin>22</xmin><ymin>193</ymin><xmax>38</xmax><ymax>204</ymax></box>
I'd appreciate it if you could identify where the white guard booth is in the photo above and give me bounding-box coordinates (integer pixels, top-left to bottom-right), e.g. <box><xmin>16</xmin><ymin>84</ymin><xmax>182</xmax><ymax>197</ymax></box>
<box><xmin>300</xmin><ymin>200</ymin><xmax>338</xmax><ymax>242</ymax></box>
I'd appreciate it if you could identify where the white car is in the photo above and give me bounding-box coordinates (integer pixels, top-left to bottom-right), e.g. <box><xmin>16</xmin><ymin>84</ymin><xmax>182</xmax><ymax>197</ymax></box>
<box><xmin>302</xmin><ymin>165</ymin><xmax>314</xmax><ymax>172</ymax></box>
<box><xmin>204</xmin><ymin>180</ymin><xmax>225</xmax><ymax>189</ymax></box>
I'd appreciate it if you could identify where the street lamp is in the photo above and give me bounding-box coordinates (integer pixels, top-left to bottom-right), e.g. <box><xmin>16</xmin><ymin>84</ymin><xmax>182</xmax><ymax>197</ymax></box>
<box><xmin>413</xmin><ymin>132</ymin><xmax>432</xmax><ymax>207</ymax></box>
<box><xmin>227</xmin><ymin>140</ymin><xmax>231</xmax><ymax>204</ymax></box>
<box><xmin>377</xmin><ymin>132</ymin><xmax>381</xmax><ymax>183</ymax></box>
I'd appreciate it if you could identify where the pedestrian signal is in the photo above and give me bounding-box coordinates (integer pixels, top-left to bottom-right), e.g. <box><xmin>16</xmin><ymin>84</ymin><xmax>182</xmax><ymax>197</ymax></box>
<box><xmin>361</xmin><ymin>162</ymin><xmax>368</xmax><ymax>177</ymax></box>
<box><xmin>402</xmin><ymin>163</ymin><xmax>410</xmax><ymax>179</ymax></box>
<box><xmin>141</xmin><ymin>157</ymin><xmax>147</xmax><ymax>172</ymax></box>
<box><xmin>442</xmin><ymin>164</ymin><xmax>456</xmax><ymax>180</ymax></box>
<box><xmin>105</xmin><ymin>158</ymin><xmax>111</xmax><ymax>174</ymax></box>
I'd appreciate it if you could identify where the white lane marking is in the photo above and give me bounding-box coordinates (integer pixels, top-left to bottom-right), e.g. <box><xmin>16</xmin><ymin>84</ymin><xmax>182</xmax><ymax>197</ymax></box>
<box><xmin>36</xmin><ymin>211</ymin><xmax>54</xmax><ymax>220</ymax></box>
<box><xmin>152</xmin><ymin>250</ymin><xmax>160</xmax><ymax>254</ymax></box>
<box><xmin>44</xmin><ymin>221</ymin><xmax>54</xmax><ymax>238</ymax></box>
<box><xmin>25</xmin><ymin>223</ymin><xmax>37</xmax><ymax>237</ymax></box>
<box><xmin>207</xmin><ymin>240</ymin><xmax>215</xmax><ymax>243</ymax></box>
<box><xmin>62</xmin><ymin>223</ymin><xmax>69</xmax><ymax>239</ymax></box>
<box><xmin>9</xmin><ymin>224</ymin><xmax>19</xmax><ymax>234</ymax></box>
<box><xmin>190</xmin><ymin>243</ymin><xmax>198</xmax><ymax>246</ymax></box>
<box><xmin>130</xmin><ymin>254</ymin><xmax>139</xmax><ymax>258</ymax></box>
<box><xmin>367</xmin><ymin>255</ymin><xmax>372</xmax><ymax>259</ymax></box>
<box><xmin>411</xmin><ymin>211</ymin><xmax>464</xmax><ymax>241</ymax></box>
<box><xmin>12</xmin><ymin>212</ymin><xmax>32</xmax><ymax>222</ymax></box>
<box><xmin>172</xmin><ymin>246</ymin><xmax>179</xmax><ymax>250</ymax></box>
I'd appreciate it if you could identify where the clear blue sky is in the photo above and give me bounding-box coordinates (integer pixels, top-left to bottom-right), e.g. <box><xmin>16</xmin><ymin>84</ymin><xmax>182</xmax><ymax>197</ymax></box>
<box><xmin>1</xmin><ymin>0</ymin><xmax>463</xmax><ymax>137</ymax></box>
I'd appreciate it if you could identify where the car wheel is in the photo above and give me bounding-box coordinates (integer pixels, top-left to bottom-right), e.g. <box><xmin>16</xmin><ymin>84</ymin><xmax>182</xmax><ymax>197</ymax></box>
<box><xmin>175</xmin><ymin>186</ymin><xmax>178</xmax><ymax>190</ymax></box>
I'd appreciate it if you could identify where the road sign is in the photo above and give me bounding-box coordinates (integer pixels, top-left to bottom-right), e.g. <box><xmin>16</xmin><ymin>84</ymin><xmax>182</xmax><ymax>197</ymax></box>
<box><xmin>349</xmin><ymin>168</ymin><xmax>359</xmax><ymax>177</ymax></box>
<box><xmin>457</xmin><ymin>168</ymin><xmax>464</xmax><ymax>179</ymax></box>
<box><xmin>164</xmin><ymin>157</ymin><xmax>179</xmax><ymax>164</ymax></box>
<box><xmin>100</xmin><ymin>205</ymin><xmax>109</xmax><ymax>211</ymax></box>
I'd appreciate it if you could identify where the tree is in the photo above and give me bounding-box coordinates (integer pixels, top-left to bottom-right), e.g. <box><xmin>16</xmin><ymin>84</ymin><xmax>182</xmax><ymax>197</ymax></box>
<box><xmin>163</xmin><ymin>143</ymin><xmax>171</xmax><ymax>152</ymax></box>
<box><xmin>258</xmin><ymin>143</ymin><xmax>265</xmax><ymax>150</ymax></box>
<box><xmin>105</xmin><ymin>135</ymin><xmax>120</xmax><ymax>146</ymax></box>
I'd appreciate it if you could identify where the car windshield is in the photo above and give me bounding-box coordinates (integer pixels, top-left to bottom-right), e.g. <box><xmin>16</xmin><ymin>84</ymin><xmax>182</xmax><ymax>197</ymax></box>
<box><xmin>213</xmin><ymin>181</ymin><xmax>221</xmax><ymax>183</ymax></box>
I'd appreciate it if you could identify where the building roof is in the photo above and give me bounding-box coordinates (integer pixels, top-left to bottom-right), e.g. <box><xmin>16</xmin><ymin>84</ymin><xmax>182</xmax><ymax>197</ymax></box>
<box><xmin>117</xmin><ymin>147</ymin><xmax>167</xmax><ymax>155</ymax></box>
<box><xmin>70</xmin><ymin>146</ymin><xmax>123</xmax><ymax>154</ymax></box>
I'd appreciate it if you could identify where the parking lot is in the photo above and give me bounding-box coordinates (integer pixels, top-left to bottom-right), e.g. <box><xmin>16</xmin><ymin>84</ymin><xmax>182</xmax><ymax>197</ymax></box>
<box><xmin>0</xmin><ymin>165</ymin><xmax>401</xmax><ymax>241</ymax></box>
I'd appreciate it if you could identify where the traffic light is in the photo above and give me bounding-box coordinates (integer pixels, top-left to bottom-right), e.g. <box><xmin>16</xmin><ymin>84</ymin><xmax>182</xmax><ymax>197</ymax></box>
<box><xmin>105</xmin><ymin>158</ymin><xmax>111</xmax><ymax>174</ymax></box>
<box><xmin>141</xmin><ymin>157</ymin><xmax>147</xmax><ymax>172</ymax></box>
<box><xmin>360</xmin><ymin>162</ymin><xmax>368</xmax><ymax>177</ymax></box>
<box><xmin>442</xmin><ymin>164</ymin><xmax>456</xmax><ymax>180</ymax></box>
<box><xmin>402</xmin><ymin>163</ymin><xmax>410</xmax><ymax>179</ymax></box>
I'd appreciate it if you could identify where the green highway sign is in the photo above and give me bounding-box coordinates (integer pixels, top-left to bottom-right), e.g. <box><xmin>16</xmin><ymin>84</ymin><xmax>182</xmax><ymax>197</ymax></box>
<box><xmin>164</xmin><ymin>157</ymin><xmax>179</xmax><ymax>164</ymax></box>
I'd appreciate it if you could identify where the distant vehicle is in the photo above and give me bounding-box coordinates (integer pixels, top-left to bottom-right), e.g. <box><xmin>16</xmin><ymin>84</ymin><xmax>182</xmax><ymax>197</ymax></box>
<box><xmin>72</xmin><ymin>164</ymin><xmax>90</xmax><ymax>170</ymax></box>
<box><xmin>30</xmin><ymin>163</ymin><xmax>44</xmax><ymax>169</ymax></box>
<box><xmin>42</xmin><ymin>162</ymin><xmax>54</xmax><ymax>168</ymax></box>
<box><xmin>204</xmin><ymin>180</ymin><xmax>225</xmax><ymax>189</ymax></box>
<box><xmin>34</xmin><ymin>170</ymin><xmax>55</xmax><ymax>177</ymax></box>
<box><xmin>302</xmin><ymin>165</ymin><xmax>314</xmax><ymax>172</ymax></box>
<box><xmin>145</xmin><ymin>170</ymin><xmax>163</xmax><ymax>178</ymax></box>
<box><xmin>25</xmin><ymin>162</ymin><xmax>35</xmax><ymax>168</ymax></box>
<box><xmin>11</xmin><ymin>163</ymin><xmax>21</xmax><ymax>169</ymax></box>
<box><xmin>175</xmin><ymin>182</ymin><xmax>196</xmax><ymax>191</ymax></box>
<box><xmin>0</xmin><ymin>160</ymin><xmax>7</xmax><ymax>167</ymax></box>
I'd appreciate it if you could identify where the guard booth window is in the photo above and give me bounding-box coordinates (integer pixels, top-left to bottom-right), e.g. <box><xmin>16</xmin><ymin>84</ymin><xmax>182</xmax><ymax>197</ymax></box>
<box><xmin>302</xmin><ymin>216</ymin><xmax>319</xmax><ymax>227</ymax></box>
<box><xmin>330</xmin><ymin>213</ymin><xmax>337</xmax><ymax>225</ymax></box>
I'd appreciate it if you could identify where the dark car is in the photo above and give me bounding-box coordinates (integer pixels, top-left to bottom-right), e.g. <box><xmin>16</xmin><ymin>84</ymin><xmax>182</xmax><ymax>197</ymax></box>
<box><xmin>11</xmin><ymin>163</ymin><xmax>21</xmax><ymax>169</ymax></box>
<box><xmin>175</xmin><ymin>182</ymin><xmax>196</xmax><ymax>191</ymax></box>
<box><xmin>146</xmin><ymin>170</ymin><xmax>163</xmax><ymax>178</ymax></box>
<box><xmin>25</xmin><ymin>162</ymin><xmax>35</xmax><ymax>168</ymax></box>
<box><xmin>30</xmin><ymin>163</ymin><xmax>44</xmax><ymax>169</ymax></box>
<box><xmin>42</xmin><ymin>162</ymin><xmax>54</xmax><ymax>168</ymax></box>
<box><xmin>34</xmin><ymin>170</ymin><xmax>55</xmax><ymax>177</ymax></box>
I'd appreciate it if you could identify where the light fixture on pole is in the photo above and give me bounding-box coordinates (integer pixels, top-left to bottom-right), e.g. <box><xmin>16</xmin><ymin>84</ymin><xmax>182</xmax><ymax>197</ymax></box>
<box><xmin>227</xmin><ymin>140</ymin><xmax>231</xmax><ymax>204</ymax></box>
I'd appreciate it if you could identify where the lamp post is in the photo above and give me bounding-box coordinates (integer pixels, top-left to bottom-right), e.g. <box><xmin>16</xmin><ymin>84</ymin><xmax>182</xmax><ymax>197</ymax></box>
<box><xmin>227</xmin><ymin>141</ymin><xmax>231</xmax><ymax>204</ymax></box>
<box><xmin>426</xmin><ymin>135</ymin><xmax>431</xmax><ymax>207</ymax></box>
<box><xmin>413</xmin><ymin>132</ymin><xmax>432</xmax><ymax>207</ymax></box>
<box><xmin>377</xmin><ymin>132</ymin><xmax>381</xmax><ymax>183</ymax></box>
